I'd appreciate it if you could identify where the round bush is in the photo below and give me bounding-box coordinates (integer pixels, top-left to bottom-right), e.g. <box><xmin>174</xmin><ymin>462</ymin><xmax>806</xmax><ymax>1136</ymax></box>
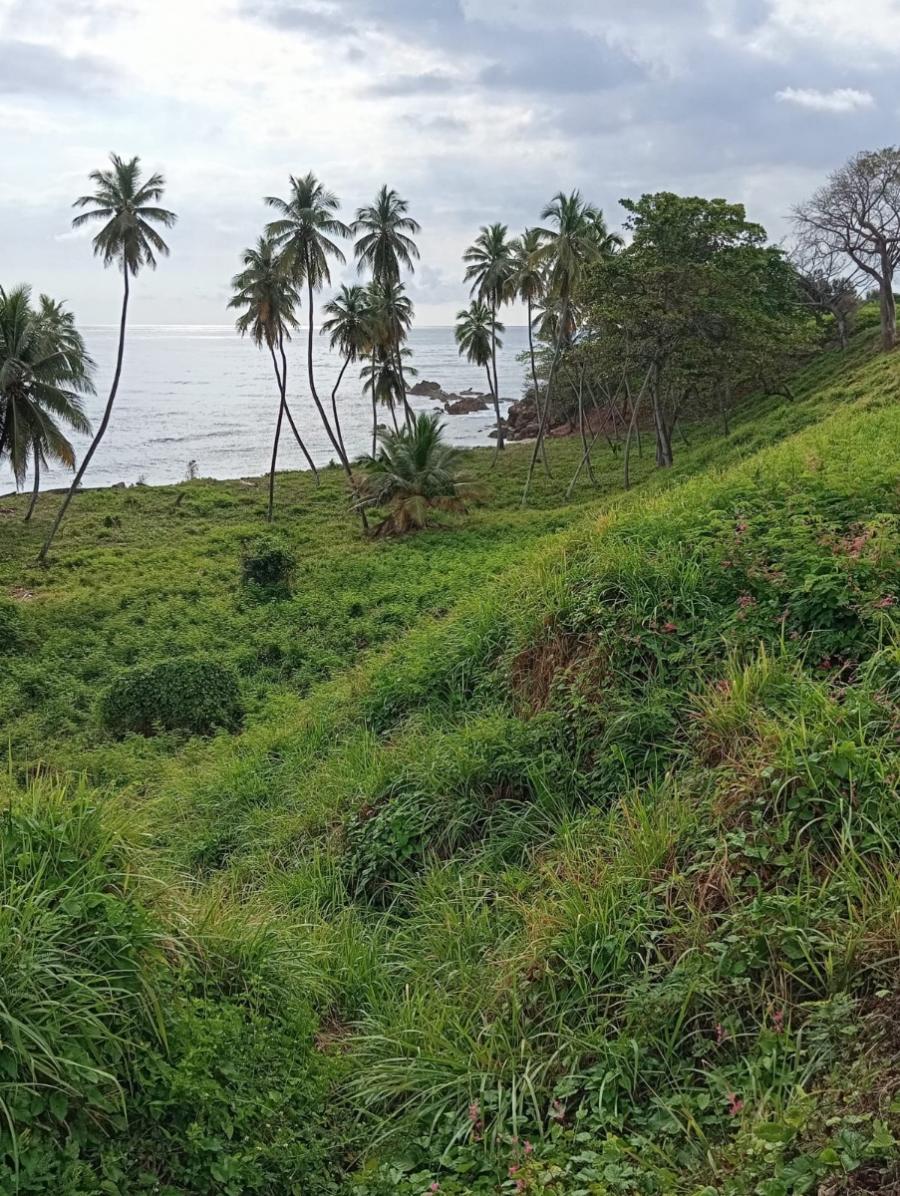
<box><xmin>240</xmin><ymin>534</ymin><xmax>295</xmax><ymax>591</ymax></box>
<box><xmin>99</xmin><ymin>657</ymin><xmax>244</xmax><ymax>737</ymax></box>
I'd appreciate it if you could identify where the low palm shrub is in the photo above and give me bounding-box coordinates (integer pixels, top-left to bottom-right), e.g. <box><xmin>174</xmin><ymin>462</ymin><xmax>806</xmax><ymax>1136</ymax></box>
<box><xmin>357</xmin><ymin>412</ymin><xmax>478</xmax><ymax>535</ymax></box>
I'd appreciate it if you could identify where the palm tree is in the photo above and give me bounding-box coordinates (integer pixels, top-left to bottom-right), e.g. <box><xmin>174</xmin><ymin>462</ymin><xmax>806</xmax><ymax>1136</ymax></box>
<box><xmin>265</xmin><ymin>173</ymin><xmax>353</xmax><ymax>476</ymax></box>
<box><xmin>463</xmin><ymin>223</ymin><xmax>513</xmax><ymax>449</ymax></box>
<box><xmin>353</xmin><ymin>187</ymin><xmax>420</xmax><ymax>425</ymax></box>
<box><xmin>38</xmin><ymin>154</ymin><xmax>176</xmax><ymax>561</ymax></box>
<box><xmin>228</xmin><ymin>236</ymin><xmax>303</xmax><ymax>521</ymax></box>
<box><xmin>365</xmin><ymin>279</ymin><xmax>415</xmax><ymax>428</ymax></box>
<box><xmin>455</xmin><ymin>300</ymin><xmax>505</xmax><ymax>453</ymax></box>
<box><xmin>0</xmin><ymin>286</ymin><xmax>94</xmax><ymax>520</ymax></box>
<box><xmin>521</xmin><ymin>192</ymin><xmax>620</xmax><ymax>505</ymax></box>
<box><xmin>511</xmin><ymin>229</ymin><xmax>549</xmax><ymax>474</ymax></box>
<box><xmin>352</xmin><ymin>186</ymin><xmax>421</xmax><ymax>283</ymax></box>
<box><xmin>321</xmin><ymin>283</ymin><xmax>371</xmax><ymax>459</ymax></box>
<box><xmin>356</xmin><ymin>411</ymin><xmax>476</xmax><ymax>536</ymax></box>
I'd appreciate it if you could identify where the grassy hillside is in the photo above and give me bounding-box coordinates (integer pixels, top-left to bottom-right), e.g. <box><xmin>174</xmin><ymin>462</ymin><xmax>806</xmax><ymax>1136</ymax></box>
<box><xmin>1</xmin><ymin>325</ymin><xmax>898</xmax><ymax>1194</ymax></box>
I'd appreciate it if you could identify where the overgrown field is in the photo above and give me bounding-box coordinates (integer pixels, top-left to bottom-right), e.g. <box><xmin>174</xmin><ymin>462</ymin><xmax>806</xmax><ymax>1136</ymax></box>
<box><xmin>1</xmin><ymin>326</ymin><xmax>898</xmax><ymax>1194</ymax></box>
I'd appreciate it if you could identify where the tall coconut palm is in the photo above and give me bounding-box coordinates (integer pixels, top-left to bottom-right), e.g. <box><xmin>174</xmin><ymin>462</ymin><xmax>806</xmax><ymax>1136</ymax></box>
<box><xmin>228</xmin><ymin>236</ymin><xmax>303</xmax><ymax>522</ymax></box>
<box><xmin>0</xmin><ymin>286</ymin><xmax>94</xmax><ymax>520</ymax></box>
<box><xmin>511</xmin><ymin>229</ymin><xmax>550</xmax><ymax>474</ymax></box>
<box><xmin>353</xmin><ymin>187</ymin><xmax>420</xmax><ymax>424</ymax></box>
<box><xmin>321</xmin><ymin>283</ymin><xmax>371</xmax><ymax>459</ymax></box>
<box><xmin>265</xmin><ymin>172</ymin><xmax>353</xmax><ymax>477</ymax></box>
<box><xmin>455</xmin><ymin>300</ymin><xmax>505</xmax><ymax>455</ymax></box>
<box><xmin>463</xmin><ymin>223</ymin><xmax>513</xmax><ymax>449</ymax></box>
<box><xmin>39</xmin><ymin>154</ymin><xmax>176</xmax><ymax>562</ymax></box>
<box><xmin>365</xmin><ymin>279</ymin><xmax>415</xmax><ymax>428</ymax></box>
<box><xmin>522</xmin><ymin>193</ymin><xmax>619</xmax><ymax>505</ymax></box>
<box><xmin>352</xmin><ymin>186</ymin><xmax>421</xmax><ymax>284</ymax></box>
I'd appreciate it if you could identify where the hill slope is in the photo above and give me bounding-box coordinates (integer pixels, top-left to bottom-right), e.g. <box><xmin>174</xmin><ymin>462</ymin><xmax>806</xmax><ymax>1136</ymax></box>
<box><xmin>1</xmin><ymin>328</ymin><xmax>898</xmax><ymax>1194</ymax></box>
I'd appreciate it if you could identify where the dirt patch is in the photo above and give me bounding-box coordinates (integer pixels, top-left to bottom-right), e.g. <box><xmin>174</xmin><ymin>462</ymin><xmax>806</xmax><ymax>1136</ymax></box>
<box><xmin>510</xmin><ymin>623</ymin><xmax>594</xmax><ymax>714</ymax></box>
<box><xmin>821</xmin><ymin>1163</ymin><xmax>900</xmax><ymax>1194</ymax></box>
<box><xmin>9</xmin><ymin>586</ymin><xmax>35</xmax><ymax>602</ymax></box>
<box><xmin>314</xmin><ymin>1016</ymin><xmax>352</xmax><ymax>1055</ymax></box>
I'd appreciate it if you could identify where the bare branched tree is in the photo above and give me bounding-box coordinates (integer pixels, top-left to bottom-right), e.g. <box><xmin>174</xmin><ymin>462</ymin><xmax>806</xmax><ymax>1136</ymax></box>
<box><xmin>793</xmin><ymin>147</ymin><xmax>900</xmax><ymax>351</ymax></box>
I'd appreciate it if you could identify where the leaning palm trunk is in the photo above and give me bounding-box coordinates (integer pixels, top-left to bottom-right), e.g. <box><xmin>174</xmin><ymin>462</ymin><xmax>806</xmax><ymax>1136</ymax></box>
<box><xmin>39</xmin><ymin>264</ymin><xmax>131</xmax><ymax>562</ymax></box>
<box><xmin>24</xmin><ymin>448</ymin><xmax>40</xmax><ymax>521</ymax></box>
<box><xmin>305</xmin><ymin>277</ymin><xmax>350</xmax><ymax>468</ymax></box>
<box><xmin>330</xmin><ymin>357</ymin><xmax>351</xmax><ymax>459</ymax></box>
<box><xmin>271</xmin><ymin>339</ymin><xmax>319</xmax><ymax>484</ymax></box>
<box><xmin>526</xmin><ymin>298</ymin><xmax>550</xmax><ymax>477</ymax></box>
<box><xmin>521</xmin><ymin>300</ymin><xmax>568</xmax><ymax>506</ymax></box>
<box><xmin>490</xmin><ymin>300</ymin><xmax>504</xmax><ymax>451</ymax></box>
<box><xmin>303</xmin><ymin>276</ymin><xmax>367</xmax><ymax>529</ymax></box>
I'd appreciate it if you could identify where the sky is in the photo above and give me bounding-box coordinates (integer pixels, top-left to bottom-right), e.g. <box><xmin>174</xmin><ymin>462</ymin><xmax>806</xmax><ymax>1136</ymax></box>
<box><xmin>2</xmin><ymin>0</ymin><xmax>899</xmax><ymax>325</ymax></box>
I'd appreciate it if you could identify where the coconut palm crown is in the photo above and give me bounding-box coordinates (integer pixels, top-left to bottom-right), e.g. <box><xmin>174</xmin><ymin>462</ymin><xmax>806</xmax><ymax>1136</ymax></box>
<box><xmin>353</xmin><ymin>186</ymin><xmax>421</xmax><ymax>282</ymax></box>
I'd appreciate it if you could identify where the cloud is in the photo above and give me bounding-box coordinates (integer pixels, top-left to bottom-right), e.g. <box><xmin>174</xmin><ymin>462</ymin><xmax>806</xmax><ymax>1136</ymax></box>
<box><xmin>775</xmin><ymin>86</ymin><xmax>875</xmax><ymax>113</ymax></box>
<box><xmin>0</xmin><ymin>38</ymin><xmax>116</xmax><ymax>96</ymax></box>
<box><xmin>366</xmin><ymin>70</ymin><xmax>460</xmax><ymax>97</ymax></box>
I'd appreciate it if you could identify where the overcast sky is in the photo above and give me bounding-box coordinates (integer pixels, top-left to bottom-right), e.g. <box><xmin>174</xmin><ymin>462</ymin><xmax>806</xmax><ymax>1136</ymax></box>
<box><xmin>2</xmin><ymin>0</ymin><xmax>899</xmax><ymax>325</ymax></box>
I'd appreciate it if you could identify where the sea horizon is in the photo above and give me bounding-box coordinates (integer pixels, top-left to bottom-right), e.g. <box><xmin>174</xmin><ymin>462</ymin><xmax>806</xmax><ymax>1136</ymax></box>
<box><xmin>0</xmin><ymin>324</ymin><xmax>530</xmax><ymax>496</ymax></box>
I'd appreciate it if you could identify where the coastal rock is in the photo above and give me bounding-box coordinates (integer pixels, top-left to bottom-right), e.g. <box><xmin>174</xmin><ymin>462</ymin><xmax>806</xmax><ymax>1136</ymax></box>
<box><xmin>409</xmin><ymin>380</ymin><xmax>443</xmax><ymax>396</ymax></box>
<box><xmin>445</xmin><ymin>394</ymin><xmax>490</xmax><ymax>414</ymax></box>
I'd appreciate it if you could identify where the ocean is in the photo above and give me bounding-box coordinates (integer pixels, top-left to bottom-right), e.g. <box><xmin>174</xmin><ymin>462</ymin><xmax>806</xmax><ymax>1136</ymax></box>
<box><xmin>1</xmin><ymin>324</ymin><xmax>529</xmax><ymax>493</ymax></box>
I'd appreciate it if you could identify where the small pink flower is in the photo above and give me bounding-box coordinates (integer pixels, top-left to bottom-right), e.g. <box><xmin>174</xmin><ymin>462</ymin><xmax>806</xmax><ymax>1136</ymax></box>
<box><xmin>773</xmin><ymin>1009</ymin><xmax>784</xmax><ymax>1033</ymax></box>
<box><xmin>429</xmin><ymin>1185</ymin><xmax>440</xmax><ymax>1193</ymax></box>
<box><xmin>509</xmin><ymin>1164</ymin><xmax>520</xmax><ymax>1177</ymax></box>
<box><xmin>662</xmin><ymin>621</ymin><xmax>678</xmax><ymax>633</ymax></box>
<box><xmin>523</xmin><ymin>1140</ymin><xmax>534</xmax><ymax>1155</ymax></box>
<box><xmin>737</xmin><ymin>594</ymin><xmax>756</xmax><ymax>609</ymax></box>
<box><xmin>727</xmin><ymin>1092</ymin><xmax>744</xmax><ymax>1117</ymax></box>
<box><xmin>468</xmin><ymin>1102</ymin><xmax>480</xmax><ymax>1123</ymax></box>
<box><xmin>875</xmin><ymin>594</ymin><xmax>896</xmax><ymax>609</ymax></box>
<box><xmin>515</xmin><ymin>1182</ymin><xmax>526</xmax><ymax>1194</ymax></box>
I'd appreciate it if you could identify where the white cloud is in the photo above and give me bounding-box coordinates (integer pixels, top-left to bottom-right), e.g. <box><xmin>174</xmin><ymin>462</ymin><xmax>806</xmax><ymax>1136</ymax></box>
<box><xmin>775</xmin><ymin>86</ymin><xmax>875</xmax><ymax>113</ymax></box>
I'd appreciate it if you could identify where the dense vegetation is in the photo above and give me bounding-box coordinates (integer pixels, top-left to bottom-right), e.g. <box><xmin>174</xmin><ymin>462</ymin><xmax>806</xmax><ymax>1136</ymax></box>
<box><xmin>1</xmin><ymin>313</ymin><xmax>898</xmax><ymax>1192</ymax></box>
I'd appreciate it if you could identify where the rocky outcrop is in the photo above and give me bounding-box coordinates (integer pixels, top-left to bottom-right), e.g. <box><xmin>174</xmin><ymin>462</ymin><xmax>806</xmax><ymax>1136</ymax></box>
<box><xmin>410</xmin><ymin>379</ymin><xmax>492</xmax><ymax>414</ymax></box>
<box><xmin>445</xmin><ymin>394</ymin><xmax>490</xmax><ymax>414</ymax></box>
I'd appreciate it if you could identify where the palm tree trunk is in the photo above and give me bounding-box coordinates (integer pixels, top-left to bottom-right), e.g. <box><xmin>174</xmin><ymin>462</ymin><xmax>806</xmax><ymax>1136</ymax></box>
<box><xmin>521</xmin><ymin>300</ymin><xmax>567</xmax><ymax>507</ymax></box>
<box><xmin>371</xmin><ymin>350</ymin><xmax>379</xmax><ymax>456</ymax></box>
<box><xmin>268</xmin><ymin>387</ymin><xmax>286</xmax><ymax>524</ymax></box>
<box><xmin>331</xmin><ymin>356</ymin><xmax>351</xmax><ymax>459</ymax></box>
<box><xmin>393</xmin><ymin>340</ymin><xmax>414</xmax><ymax>428</ymax></box>
<box><xmin>490</xmin><ymin>298</ymin><xmax>504</xmax><ymax>450</ymax></box>
<box><xmin>273</xmin><ymin>338</ymin><xmax>319</xmax><ymax>483</ymax></box>
<box><xmin>24</xmin><ymin>447</ymin><xmax>40</xmax><ymax>521</ymax></box>
<box><xmin>39</xmin><ymin>263</ymin><xmax>131</xmax><ymax>562</ymax></box>
<box><xmin>527</xmin><ymin>298</ymin><xmax>550</xmax><ymax>476</ymax></box>
<box><xmin>486</xmin><ymin>365</ymin><xmax>503</xmax><ymax>468</ymax></box>
<box><xmin>306</xmin><ymin>273</ymin><xmax>352</xmax><ymax>471</ymax></box>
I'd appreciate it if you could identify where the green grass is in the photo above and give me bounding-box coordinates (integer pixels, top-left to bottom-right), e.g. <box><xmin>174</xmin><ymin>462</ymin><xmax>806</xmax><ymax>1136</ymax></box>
<box><xmin>1</xmin><ymin>318</ymin><xmax>899</xmax><ymax>1193</ymax></box>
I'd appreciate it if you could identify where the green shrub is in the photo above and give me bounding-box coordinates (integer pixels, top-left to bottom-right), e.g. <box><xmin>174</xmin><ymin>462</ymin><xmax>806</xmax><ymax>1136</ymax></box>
<box><xmin>240</xmin><ymin>533</ymin><xmax>296</xmax><ymax>592</ymax></box>
<box><xmin>99</xmin><ymin>657</ymin><xmax>244</xmax><ymax>737</ymax></box>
